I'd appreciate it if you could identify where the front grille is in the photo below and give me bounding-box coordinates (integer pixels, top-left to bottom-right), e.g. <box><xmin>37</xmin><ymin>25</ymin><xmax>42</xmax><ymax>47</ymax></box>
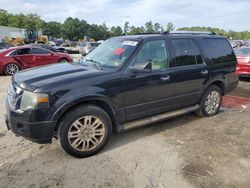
<box><xmin>7</xmin><ymin>82</ymin><xmax>23</xmax><ymax>109</ymax></box>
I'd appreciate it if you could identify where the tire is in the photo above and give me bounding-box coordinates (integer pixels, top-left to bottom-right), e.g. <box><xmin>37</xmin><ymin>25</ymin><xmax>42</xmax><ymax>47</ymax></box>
<box><xmin>196</xmin><ymin>85</ymin><xmax>222</xmax><ymax>117</ymax></box>
<box><xmin>4</xmin><ymin>63</ymin><xmax>20</xmax><ymax>75</ymax></box>
<box><xmin>58</xmin><ymin>58</ymin><xmax>69</xmax><ymax>63</ymax></box>
<box><xmin>58</xmin><ymin>105</ymin><xmax>112</xmax><ymax>158</ymax></box>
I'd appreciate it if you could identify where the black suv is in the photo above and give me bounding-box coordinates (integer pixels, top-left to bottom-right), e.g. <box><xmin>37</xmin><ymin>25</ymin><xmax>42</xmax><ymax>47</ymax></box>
<box><xmin>5</xmin><ymin>31</ymin><xmax>238</xmax><ymax>158</ymax></box>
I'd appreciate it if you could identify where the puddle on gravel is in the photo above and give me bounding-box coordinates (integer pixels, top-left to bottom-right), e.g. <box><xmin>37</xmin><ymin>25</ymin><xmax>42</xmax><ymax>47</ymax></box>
<box><xmin>222</xmin><ymin>95</ymin><xmax>250</xmax><ymax>111</ymax></box>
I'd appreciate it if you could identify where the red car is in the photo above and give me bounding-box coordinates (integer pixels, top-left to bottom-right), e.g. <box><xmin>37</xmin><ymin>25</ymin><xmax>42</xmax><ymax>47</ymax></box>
<box><xmin>235</xmin><ymin>47</ymin><xmax>250</xmax><ymax>77</ymax></box>
<box><xmin>0</xmin><ymin>46</ymin><xmax>73</xmax><ymax>75</ymax></box>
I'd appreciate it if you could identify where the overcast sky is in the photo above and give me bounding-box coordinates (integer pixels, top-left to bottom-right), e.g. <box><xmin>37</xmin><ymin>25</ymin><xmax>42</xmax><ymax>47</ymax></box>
<box><xmin>1</xmin><ymin>0</ymin><xmax>249</xmax><ymax>31</ymax></box>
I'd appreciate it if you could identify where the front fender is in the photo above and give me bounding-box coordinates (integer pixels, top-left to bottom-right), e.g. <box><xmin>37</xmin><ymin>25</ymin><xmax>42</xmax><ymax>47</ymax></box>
<box><xmin>50</xmin><ymin>94</ymin><xmax>117</xmax><ymax>122</ymax></box>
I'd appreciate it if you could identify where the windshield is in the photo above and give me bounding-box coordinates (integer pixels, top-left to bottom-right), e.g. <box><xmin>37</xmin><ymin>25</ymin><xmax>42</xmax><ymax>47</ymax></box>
<box><xmin>81</xmin><ymin>38</ymin><xmax>138</xmax><ymax>68</ymax></box>
<box><xmin>235</xmin><ymin>48</ymin><xmax>250</xmax><ymax>55</ymax></box>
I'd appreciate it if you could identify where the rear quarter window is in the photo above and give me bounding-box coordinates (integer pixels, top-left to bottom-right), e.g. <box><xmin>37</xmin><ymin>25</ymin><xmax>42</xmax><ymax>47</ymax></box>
<box><xmin>202</xmin><ymin>38</ymin><xmax>236</xmax><ymax>64</ymax></box>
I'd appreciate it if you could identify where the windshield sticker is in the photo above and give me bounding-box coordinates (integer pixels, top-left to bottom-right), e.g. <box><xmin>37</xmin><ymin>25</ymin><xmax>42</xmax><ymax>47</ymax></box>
<box><xmin>113</xmin><ymin>48</ymin><xmax>124</xmax><ymax>55</ymax></box>
<box><xmin>122</xmin><ymin>41</ymin><xmax>138</xmax><ymax>46</ymax></box>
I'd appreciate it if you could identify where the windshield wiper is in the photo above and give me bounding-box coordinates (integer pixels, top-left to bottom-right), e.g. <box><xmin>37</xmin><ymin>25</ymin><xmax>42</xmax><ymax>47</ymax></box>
<box><xmin>85</xmin><ymin>59</ymin><xmax>103</xmax><ymax>70</ymax></box>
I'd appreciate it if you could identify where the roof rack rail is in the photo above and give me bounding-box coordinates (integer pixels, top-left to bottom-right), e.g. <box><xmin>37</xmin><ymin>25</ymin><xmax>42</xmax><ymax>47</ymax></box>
<box><xmin>134</xmin><ymin>32</ymin><xmax>161</xmax><ymax>35</ymax></box>
<box><xmin>168</xmin><ymin>31</ymin><xmax>216</xmax><ymax>35</ymax></box>
<box><xmin>133</xmin><ymin>31</ymin><xmax>215</xmax><ymax>36</ymax></box>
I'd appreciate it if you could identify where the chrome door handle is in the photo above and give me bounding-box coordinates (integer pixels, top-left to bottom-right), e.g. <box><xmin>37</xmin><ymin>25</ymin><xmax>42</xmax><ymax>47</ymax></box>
<box><xmin>161</xmin><ymin>75</ymin><xmax>170</xmax><ymax>82</ymax></box>
<box><xmin>201</xmin><ymin>70</ymin><xmax>208</xmax><ymax>75</ymax></box>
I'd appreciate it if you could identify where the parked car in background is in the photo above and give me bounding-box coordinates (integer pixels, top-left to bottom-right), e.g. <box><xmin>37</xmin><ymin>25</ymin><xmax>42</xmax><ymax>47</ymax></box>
<box><xmin>0</xmin><ymin>46</ymin><xmax>73</xmax><ymax>75</ymax></box>
<box><xmin>244</xmin><ymin>41</ymin><xmax>250</xmax><ymax>47</ymax></box>
<box><xmin>235</xmin><ymin>47</ymin><xmax>250</xmax><ymax>77</ymax></box>
<box><xmin>4</xmin><ymin>31</ymin><xmax>238</xmax><ymax>158</ymax></box>
<box><xmin>229</xmin><ymin>40</ymin><xmax>237</xmax><ymax>48</ymax></box>
<box><xmin>30</xmin><ymin>44</ymin><xmax>68</xmax><ymax>54</ymax></box>
<box><xmin>52</xmin><ymin>46</ymin><xmax>68</xmax><ymax>53</ymax></box>
<box><xmin>0</xmin><ymin>42</ymin><xmax>14</xmax><ymax>50</ymax></box>
<box><xmin>60</xmin><ymin>43</ymin><xmax>79</xmax><ymax>54</ymax></box>
<box><xmin>79</xmin><ymin>42</ymin><xmax>101</xmax><ymax>56</ymax></box>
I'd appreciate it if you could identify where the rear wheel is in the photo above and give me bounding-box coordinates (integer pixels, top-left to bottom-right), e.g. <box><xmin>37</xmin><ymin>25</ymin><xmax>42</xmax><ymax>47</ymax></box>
<box><xmin>58</xmin><ymin>105</ymin><xmax>112</xmax><ymax>158</ymax></box>
<box><xmin>4</xmin><ymin>63</ymin><xmax>19</xmax><ymax>75</ymax></box>
<box><xmin>58</xmin><ymin>58</ymin><xmax>69</xmax><ymax>63</ymax></box>
<box><xmin>196</xmin><ymin>85</ymin><xmax>222</xmax><ymax>117</ymax></box>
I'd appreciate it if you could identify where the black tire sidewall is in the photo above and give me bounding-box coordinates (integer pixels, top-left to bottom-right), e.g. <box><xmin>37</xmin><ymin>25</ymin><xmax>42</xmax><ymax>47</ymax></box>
<box><xmin>200</xmin><ymin>85</ymin><xmax>222</xmax><ymax>117</ymax></box>
<box><xmin>58</xmin><ymin>105</ymin><xmax>112</xmax><ymax>158</ymax></box>
<box><xmin>59</xmin><ymin>58</ymin><xmax>69</xmax><ymax>63</ymax></box>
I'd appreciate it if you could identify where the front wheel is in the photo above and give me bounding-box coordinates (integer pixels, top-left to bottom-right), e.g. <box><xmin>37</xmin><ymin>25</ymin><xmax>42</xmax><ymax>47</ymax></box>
<box><xmin>4</xmin><ymin>63</ymin><xmax>19</xmax><ymax>75</ymax></box>
<box><xmin>196</xmin><ymin>85</ymin><xmax>222</xmax><ymax>117</ymax></box>
<box><xmin>58</xmin><ymin>105</ymin><xmax>112</xmax><ymax>158</ymax></box>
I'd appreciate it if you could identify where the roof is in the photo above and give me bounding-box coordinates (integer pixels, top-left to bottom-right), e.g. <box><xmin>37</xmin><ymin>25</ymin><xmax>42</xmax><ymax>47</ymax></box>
<box><xmin>115</xmin><ymin>31</ymin><xmax>226</xmax><ymax>40</ymax></box>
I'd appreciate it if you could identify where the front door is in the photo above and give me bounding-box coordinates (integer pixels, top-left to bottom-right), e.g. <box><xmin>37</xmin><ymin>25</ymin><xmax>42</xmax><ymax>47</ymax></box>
<box><xmin>31</xmin><ymin>48</ymin><xmax>58</xmax><ymax>66</ymax></box>
<box><xmin>122</xmin><ymin>39</ymin><xmax>174</xmax><ymax>121</ymax></box>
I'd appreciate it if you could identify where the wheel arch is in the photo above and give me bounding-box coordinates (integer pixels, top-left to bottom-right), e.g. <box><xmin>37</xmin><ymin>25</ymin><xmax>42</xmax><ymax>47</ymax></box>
<box><xmin>210</xmin><ymin>80</ymin><xmax>225</xmax><ymax>95</ymax></box>
<box><xmin>54</xmin><ymin>97</ymin><xmax>117</xmax><ymax>133</ymax></box>
<box><xmin>58</xmin><ymin>57</ymin><xmax>70</xmax><ymax>62</ymax></box>
<box><xmin>198</xmin><ymin>78</ymin><xmax>225</xmax><ymax>103</ymax></box>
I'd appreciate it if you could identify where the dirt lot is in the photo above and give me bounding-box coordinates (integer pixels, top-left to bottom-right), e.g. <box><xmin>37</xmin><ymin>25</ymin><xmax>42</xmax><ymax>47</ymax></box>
<box><xmin>0</xmin><ymin>75</ymin><xmax>250</xmax><ymax>188</ymax></box>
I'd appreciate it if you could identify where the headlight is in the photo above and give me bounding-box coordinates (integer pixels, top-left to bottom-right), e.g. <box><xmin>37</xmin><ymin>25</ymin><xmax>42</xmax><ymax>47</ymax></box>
<box><xmin>20</xmin><ymin>91</ymin><xmax>49</xmax><ymax>111</ymax></box>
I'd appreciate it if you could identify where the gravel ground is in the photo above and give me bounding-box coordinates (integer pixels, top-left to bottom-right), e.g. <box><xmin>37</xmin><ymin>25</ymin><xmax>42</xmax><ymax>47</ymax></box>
<box><xmin>0</xmin><ymin>71</ymin><xmax>250</xmax><ymax>188</ymax></box>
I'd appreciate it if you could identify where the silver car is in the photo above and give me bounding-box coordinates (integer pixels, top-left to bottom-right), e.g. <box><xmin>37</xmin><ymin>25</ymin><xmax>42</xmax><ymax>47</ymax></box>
<box><xmin>79</xmin><ymin>42</ymin><xmax>101</xmax><ymax>56</ymax></box>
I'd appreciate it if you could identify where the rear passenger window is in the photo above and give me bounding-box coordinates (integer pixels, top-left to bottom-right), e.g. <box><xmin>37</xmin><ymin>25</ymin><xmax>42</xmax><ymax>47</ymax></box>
<box><xmin>203</xmin><ymin>38</ymin><xmax>235</xmax><ymax>63</ymax></box>
<box><xmin>32</xmin><ymin>48</ymin><xmax>50</xmax><ymax>54</ymax></box>
<box><xmin>171</xmin><ymin>39</ymin><xmax>202</xmax><ymax>67</ymax></box>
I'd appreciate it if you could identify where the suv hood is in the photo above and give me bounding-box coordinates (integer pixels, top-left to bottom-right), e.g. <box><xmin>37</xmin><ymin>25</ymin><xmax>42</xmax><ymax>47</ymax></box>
<box><xmin>12</xmin><ymin>63</ymin><xmax>106</xmax><ymax>91</ymax></box>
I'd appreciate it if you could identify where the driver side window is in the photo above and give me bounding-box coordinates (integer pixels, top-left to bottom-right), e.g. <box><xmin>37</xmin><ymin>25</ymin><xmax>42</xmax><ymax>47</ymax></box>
<box><xmin>135</xmin><ymin>40</ymin><xmax>168</xmax><ymax>71</ymax></box>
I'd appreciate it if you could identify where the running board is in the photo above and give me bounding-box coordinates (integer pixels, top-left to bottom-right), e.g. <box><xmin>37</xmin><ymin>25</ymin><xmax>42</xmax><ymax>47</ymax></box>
<box><xmin>117</xmin><ymin>105</ymin><xmax>200</xmax><ymax>132</ymax></box>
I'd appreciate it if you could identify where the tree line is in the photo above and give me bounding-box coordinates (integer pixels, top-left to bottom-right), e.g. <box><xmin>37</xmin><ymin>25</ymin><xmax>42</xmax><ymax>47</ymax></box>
<box><xmin>0</xmin><ymin>9</ymin><xmax>250</xmax><ymax>41</ymax></box>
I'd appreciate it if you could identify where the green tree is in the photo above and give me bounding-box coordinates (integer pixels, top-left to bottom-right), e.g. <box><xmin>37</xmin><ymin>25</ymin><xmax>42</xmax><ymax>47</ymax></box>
<box><xmin>78</xmin><ymin>19</ymin><xmax>90</xmax><ymax>39</ymax></box>
<box><xmin>145</xmin><ymin>21</ymin><xmax>154</xmax><ymax>33</ymax></box>
<box><xmin>7</xmin><ymin>14</ymin><xmax>26</xmax><ymax>28</ymax></box>
<box><xmin>166</xmin><ymin>22</ymin><xmax>175</xmax><ymax>31</ymax></box>
<box><xmin>110</xmin><ymin>26</ymin><xmax>123</xmax><ymax>37</ymax></box>
<box><xmin>154</xmin><ymin>23</ymin><xmax>161</xmax><ymax>32</ymax></box>
<box><xmin>43</xmin><ymin>21</ymin><xmax>62</xmax><ymax>38</ymax></box>
<box><xmin>129</xmin><ymin>26</ymin><xmax>145</xmax><ymax>35</ymax></box>
<box><xmin>23</xmin><ymin>14</ymin><xmax>44</xmax><ymax>29</ymax></box>
<box><xmin>0</xmin><ymin>9</ymin><xmax>9</xmax><ymax>26</ymax></box>
<box><xmin>124</xmin><ymin>21</ymin><xmax>130</xmax><ymax>35</ymax></box>
<box><xmin>61</xmin><ymin>17</ymin><xmax>81</xmax><ymax>40</ymax></box>
<box><xmin>87</xmin><ymin>23</ymin><xmax>109</xmax><ymax>40</ymax></box>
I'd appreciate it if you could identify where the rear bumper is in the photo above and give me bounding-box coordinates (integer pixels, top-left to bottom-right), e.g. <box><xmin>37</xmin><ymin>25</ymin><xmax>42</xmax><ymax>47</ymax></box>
<box><xmin>4</xmin><ymin>101</ymin><xmax>56</xmax><ymax>144</ymax></box>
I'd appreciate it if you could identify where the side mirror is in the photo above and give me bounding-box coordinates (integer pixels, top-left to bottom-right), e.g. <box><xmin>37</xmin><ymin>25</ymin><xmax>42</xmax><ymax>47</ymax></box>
<box><xmin>50</xmin><ymin>52</ymin><xmax>54</xmax><ymax>55</ymax></box>
<box><xmin>129</xmin><ymin>61</ymin><xmax>152</xmax><ymax>74</ymax></box>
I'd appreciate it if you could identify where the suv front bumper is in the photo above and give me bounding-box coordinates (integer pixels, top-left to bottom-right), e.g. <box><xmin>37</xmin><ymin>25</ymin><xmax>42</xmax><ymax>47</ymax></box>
<box><xmin>4</xmin><ymin>102</ymin><xmax>56</xmax><ymax>144</ymax></box>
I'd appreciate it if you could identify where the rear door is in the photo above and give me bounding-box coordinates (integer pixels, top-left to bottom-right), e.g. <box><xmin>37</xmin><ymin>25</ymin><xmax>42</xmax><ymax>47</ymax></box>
<box><xmin>169</xmin><ymin>38</ymin><xmax>208</xmax><ymax>107</ymax></box>
<box><xmin>13</xmin><ymin>48</ymin><xmax>35</xmax><ymax>68</ymax></box>
<box><xmin>31</xmin><ymin>48</ymin><xmax>58</xmax><ymax>66</ymax></box>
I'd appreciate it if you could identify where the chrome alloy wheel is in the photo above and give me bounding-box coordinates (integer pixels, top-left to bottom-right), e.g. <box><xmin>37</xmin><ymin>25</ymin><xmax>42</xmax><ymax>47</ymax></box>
<box><xmin>204</xmin><ymin>91</ymin><xmax>221</xmax><ymax>115</ymax></box>
<box><xmin>5</xmin><ymin>64</ymin><xmax>19</xmax><ymax>75</ymax></box>
<box><xmin>68</xmin><ymin>116</ymin><xmax>105</xmax><ymax>151</ymax></box>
